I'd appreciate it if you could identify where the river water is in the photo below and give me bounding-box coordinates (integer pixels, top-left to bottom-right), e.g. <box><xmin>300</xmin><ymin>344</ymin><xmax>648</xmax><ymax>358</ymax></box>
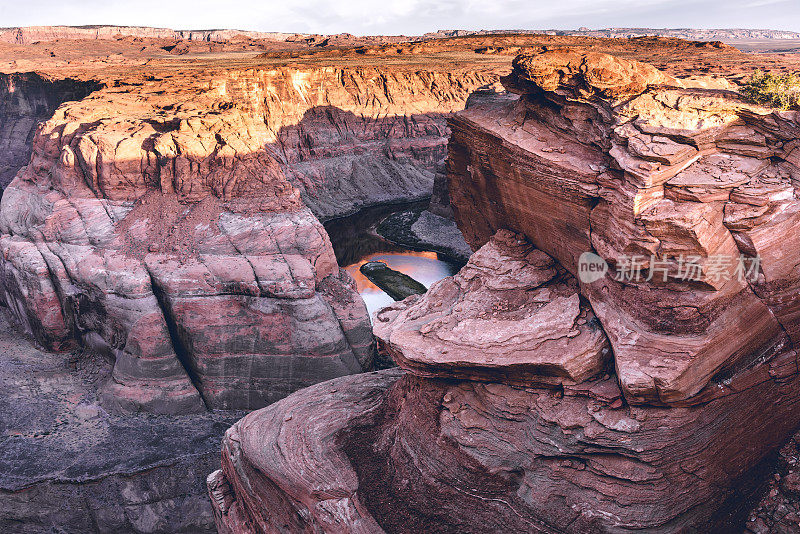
<box><xmin>323</xmin><ymin>203</ymin><xmax>461</xmax><ymax>318</ymax></box>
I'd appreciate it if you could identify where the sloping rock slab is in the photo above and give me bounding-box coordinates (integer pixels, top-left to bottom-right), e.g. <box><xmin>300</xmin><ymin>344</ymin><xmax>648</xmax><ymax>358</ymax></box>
<box><xmin>209</xmin><ymin>369</ymin><xmax>404</xmax><ymax>534</ymax></box>
<box><xmin>374</xmin><ymin>230</ymin><xmax>610</xmax><ymax>386</ymax></box>
<box><xmin>210</xmin><ymin>360</ymin><xmax>800</xmax><ymax>533</ymax></box>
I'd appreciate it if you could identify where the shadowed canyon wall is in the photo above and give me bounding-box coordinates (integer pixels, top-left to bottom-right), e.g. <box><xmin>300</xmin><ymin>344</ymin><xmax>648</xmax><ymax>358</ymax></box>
<box><xmin>0</xmin><ymin>65</ymin><xmax>497</xmax><ymax>415</ymax></box>
<box><xmin>0</xmin><ymin>73</ymin><xmax>99</xmax><ymax>189</ymax></box>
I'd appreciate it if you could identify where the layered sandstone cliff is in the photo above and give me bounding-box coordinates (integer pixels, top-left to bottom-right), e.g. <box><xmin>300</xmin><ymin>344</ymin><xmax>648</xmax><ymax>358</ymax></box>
<box><xmin>0</xmin><ymin>26</ymin><xmax>299</xmax><ymax>45</ymax></box>
<box><xmin>450</xmin><ymin>49</ymin><xmax>800</xmax><ymax>405</ymax></box>
<box><xmin>0</xmin><ymin>65</ymin><xmax>495</xmax><ymax>414</ymax></box>
<box><xmin>0</xmin><ymin>73</ymin><xmax>99</xmax><ymax>189</ymax></box>
<box><xmin>209</xmin><ymin>50</ymin><xmax>800</xmax><ymax>533</ymax></box>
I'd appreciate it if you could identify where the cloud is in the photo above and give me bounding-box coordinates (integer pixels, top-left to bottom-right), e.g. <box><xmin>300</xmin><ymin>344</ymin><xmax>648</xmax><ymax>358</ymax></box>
<box><xmin>0</xmin><ymin>0</ymin><xmax>798</xmax><ymax>35</ymax></box>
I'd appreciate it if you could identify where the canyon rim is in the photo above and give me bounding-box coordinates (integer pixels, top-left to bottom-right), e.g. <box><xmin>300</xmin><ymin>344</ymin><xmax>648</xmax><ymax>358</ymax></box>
<box><xmin>1</xmin><ymin>5</ymin><xmax>800</xmax><ymax>534</ymax></box>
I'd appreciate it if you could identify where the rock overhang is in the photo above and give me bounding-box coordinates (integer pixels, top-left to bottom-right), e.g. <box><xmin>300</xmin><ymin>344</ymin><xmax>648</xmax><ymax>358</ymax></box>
<box><xmin>207</xmin><ymin>46</ymin><xmax>800</xmax><ymax>534</ymax></box>
<box><xmin>442</xmin><ymin>48</ymin><xmax>800</xmax><ymax>405</ymax></box>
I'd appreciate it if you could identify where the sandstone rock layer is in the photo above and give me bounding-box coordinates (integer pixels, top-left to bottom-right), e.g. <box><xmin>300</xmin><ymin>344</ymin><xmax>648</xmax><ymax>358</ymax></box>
<box><xmin>210</xmin><ymin>360</ymin><xmax>800</xmax><ymax>533</ymax></box>
<box><xmin>0</xmin><ymin>61</ymin><xmax>498</xmax><ymax>414</ymax></box>
<box><xmin>449</xmin><ymin>48</ymin><xmax>800</xmax><ymax>405</ymax></box>
<box><xmin>375</xmin><ymin>230</ymin><xmax>610</xmax><ymax>386</ymax></box>
<box><xmin>211</xmin><ymin>50</ymin><xmax>800</xmax><ymax>533</ymax></box>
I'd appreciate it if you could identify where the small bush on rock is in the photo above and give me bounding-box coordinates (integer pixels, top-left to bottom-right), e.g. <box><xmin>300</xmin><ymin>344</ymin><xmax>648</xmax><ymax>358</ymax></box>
<box><xmin>742</xmin><ymin>70</ymin><xmax>800</xmax><ymax>109</ymax></box>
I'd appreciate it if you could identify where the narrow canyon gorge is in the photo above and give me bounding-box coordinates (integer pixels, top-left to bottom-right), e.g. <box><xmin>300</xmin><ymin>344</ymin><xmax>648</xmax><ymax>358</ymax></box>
<box><xmin>1</xmin><ymin>27</ymin><xmax>800</xmax><ymax>533</ymax></box>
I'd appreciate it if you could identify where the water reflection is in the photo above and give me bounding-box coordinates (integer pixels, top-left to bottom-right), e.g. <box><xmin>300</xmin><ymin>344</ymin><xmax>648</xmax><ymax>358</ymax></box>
<box><xmin>345</xmin><ymin>252</ymin><xmax>458</xmax><ymax>317</ymax></box>
<box><xmin>324</xmin><ymin>203</ymin><xmax>461</xmax><ymax>318</ymax></box>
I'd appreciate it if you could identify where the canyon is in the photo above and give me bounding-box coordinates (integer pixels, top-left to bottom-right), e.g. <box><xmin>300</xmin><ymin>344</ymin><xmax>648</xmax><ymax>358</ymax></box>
<box><xmin>1</xmin><ymin>27</ymin><xmax>800</xmax><ymax>533</ymax></box>
<box><xmin>209</xmin><ymin>48</ymin><xmax>800</xmax><ymax>533</ymax></box>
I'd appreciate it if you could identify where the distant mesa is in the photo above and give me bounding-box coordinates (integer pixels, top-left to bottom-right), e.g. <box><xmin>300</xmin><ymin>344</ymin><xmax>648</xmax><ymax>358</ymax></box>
<box><xmin>2</xmin><ymin>25</ymin><xmax>799</xmax><ymax>46</ymax></box>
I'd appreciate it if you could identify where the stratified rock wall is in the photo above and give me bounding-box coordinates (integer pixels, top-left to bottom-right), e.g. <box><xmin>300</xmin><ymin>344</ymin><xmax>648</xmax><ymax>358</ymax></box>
<box><xmin>0</xmin><ymin>26</ymin><xmax>298</xmax><ymax>44</ymax></box>
<box><xmin>0</xmin><ymin>73</ymin><xmax>99</xmax><ymax>189</ymax></box>
<box><xmin>210</xmin><ymin>51</ymin><xmax>800</xmax><ymax>533</ymax></box>
<box><xmin>210</xmin><ymin>339</ymin><xmax>800</xmax><ymax>533</ymax></box>
<box><xmin>449</xmin><ymin>49</ymin><xmax>800</xmax><ymax>405</ymax></box>
<box><xmin>0</xmin><ymin>65</ymin><xmax>496</xmax><ymax>414</ymax></box>
<box><xmin>216</xmin><ymin>67</ymin><xmax>496</xmax><ymax>219</ymax></box>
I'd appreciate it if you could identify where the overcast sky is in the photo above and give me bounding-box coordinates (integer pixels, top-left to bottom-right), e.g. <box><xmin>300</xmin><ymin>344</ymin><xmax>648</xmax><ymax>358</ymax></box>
<box><xmin>1</xmin><ymin>0</ymin><xmax>798</xmax><ymax>35</ymax></box>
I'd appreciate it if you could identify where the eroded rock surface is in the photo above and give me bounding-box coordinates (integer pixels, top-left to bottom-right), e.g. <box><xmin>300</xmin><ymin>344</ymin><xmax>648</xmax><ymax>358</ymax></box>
<box><xmin>211</xmin><ymin>50</ymin><xmax>800</xmax><ymax>533</ymax></box>
<box><xmin>0</xmin><ymin>53</ymin><xmax>504</xmax><ymax>414</ymax></box>
<box><xmin>210</xmin><ymin>351</ymin><xmax>800</xmax><ymax>533</ymax></box>
<box><xmin>450</xmin><ymin>48</ymin><xmax>800</xmax><ymax>405</ymax></box>
<box><xmin>0</xmin><ymin>73</ymin><xmax>99</xmax><ymax>189</ymax></box>
<box><xmin>0</xmin><ymin>314</ymin><xmax>236</xmax><ymax>533</ymax></box>
<box><xmin>375</xmin><ymin>230</ymin><xmax>610</xmax><ymax>385</ymax></box>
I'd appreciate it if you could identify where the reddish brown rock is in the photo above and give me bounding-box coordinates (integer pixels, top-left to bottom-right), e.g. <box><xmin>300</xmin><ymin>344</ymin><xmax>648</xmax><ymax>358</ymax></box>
<box><xmin>209</xmin><ymin>358</ymin><xmax>800</xmax><ymax>533</ymax></box>
<box><xmin>209</xmin><ymin>370</ymin><xmax>403</xmax><ymax>534</ymax></box>
<box><xmin>449</xmin><ymin>49</ymin><xmax>800</xmax><ymax>404</ymax></box>
<box><xmin>0</xmin><ymin>55</ymin><xmax>501</xmax><ymax>414</ymax></box>
<box><xmin>210</xmin><ymin>49</ymin><xmax>800</xmax><ymax>534</ymax></box>
<box><xmin>0</xmin><ymin>73</ymin><xmax>369</xmax><ymax>413</ymax></box>
<box><xmin>508</xmin><ymin>48</ymin><xmax>678</xmax><ymax>101</ymax></box>
<box><xmin>374</xmin><ymin>230</ymin><xmax>610</xmax><ymax>386</ymax></box>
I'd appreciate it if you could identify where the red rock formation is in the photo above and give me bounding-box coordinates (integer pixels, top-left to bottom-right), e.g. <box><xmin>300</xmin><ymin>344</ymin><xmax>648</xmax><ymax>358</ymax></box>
<box><xmin>208</xmin><ymin>370</ymin><xmax>403</xmax><ymax>534</ymax></box>
<box><xmin>449</xmin><ymin>48</ymin><xmax>800</xmax><ymax>405</ymax></box>
<box><xmin>0</xmin><ymin>73</ymin><xmax>99</xmax><ymax>189</ymax></box>
<box><xmin>210</xmin><ymin>50</ymin><xmax>800</xmax><ymax>533</ymax></box>
<box><xmin>374</xmin><ymin>230</ymin><xmax>610</xmax><ymax>386</ymax></box>
<box><xmin>0</xmin><ymin>26</ymin><xmax>299</xmax><ymax>44</ymax></box>
<box><xmin>0</xmin><ymin>64</ymin><xmax>496</xmax><ymax>414</ymax></box>
<box><xmin>210</xmin><ymin>236</ymin><xmax>800</xmax><ymax>533</ymax></box>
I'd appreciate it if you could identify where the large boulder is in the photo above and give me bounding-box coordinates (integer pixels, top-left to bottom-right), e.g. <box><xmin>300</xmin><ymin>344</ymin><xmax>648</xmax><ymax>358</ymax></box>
<box><xmin>374</xmin><ymin>230</ymin><xmax>610</xmax><ymax>386</ymax></box>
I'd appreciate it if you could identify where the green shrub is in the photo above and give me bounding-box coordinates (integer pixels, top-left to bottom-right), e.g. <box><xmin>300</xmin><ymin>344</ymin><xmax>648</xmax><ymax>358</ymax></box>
<box><xmin>741</xmin><ymin>70</ymin><xmax>800</xmax><ymax>110</ymax></box>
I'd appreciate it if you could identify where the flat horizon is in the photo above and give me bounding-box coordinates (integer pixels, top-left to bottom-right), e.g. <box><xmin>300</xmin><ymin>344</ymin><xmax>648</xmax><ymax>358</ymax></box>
<box><xmin>1</xmin><ymin>0</ymin><xmax>798</xmax><ymax>36</ymax></box>
<box><xmin>1</xmin><ymin>24</ymin><xmax>799</xmax><ymax>39</ymax></box>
